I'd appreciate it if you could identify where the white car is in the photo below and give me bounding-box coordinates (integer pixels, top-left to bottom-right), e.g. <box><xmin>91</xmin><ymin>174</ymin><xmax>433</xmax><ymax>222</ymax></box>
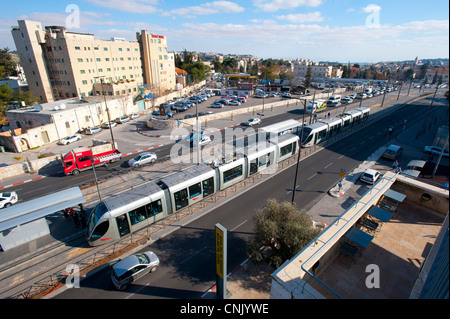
<box><xmin>130</xmin><ymin>113</ymin><xmax>140</xmax><ymax>119</ymax></box>
<box><xmin>228</xmin><ymin>100</ymin><xmax>240</xmax><ymax>106</ymax></box>
<box><xmin>0</xmin><ymin>192</ymin><xmax>18</xmax><ymax>209</ymax></box>
<box><xmin>242</xmin><ymin>118</ymin><xmax>261</xmax><ymax>126</ymax></box>
<box><xmin>424</xmin><ymin>146</ymin><xmax>449</xmax><ymax>158</ymax></box>
<box><xmin>128</xmin><ymin>152</ymin><xmax>157</xmax><ymax>167</ymax></box>
<box><xmin>58</xmin><ymin>135</ymin><xmax>81</xmax><ymax>145</ymax></box>
<box><xmin>360</xmin><ymin>169</ymin><xmax>381</xmax><ymax>185</ymax></box>
<box><xmin>117</xmin><ymin>116</ymin><xmax>130</xmax><ymax>124</ymax></box>
<box><xmin>190</xmin><ymin>135</ymin><xmax>211</xmax><ymax>147</ymax></box>
<box><xmin>102</xmin><ymin>122</ymin><xmax>118</xmax><ymax>129</ymax></box>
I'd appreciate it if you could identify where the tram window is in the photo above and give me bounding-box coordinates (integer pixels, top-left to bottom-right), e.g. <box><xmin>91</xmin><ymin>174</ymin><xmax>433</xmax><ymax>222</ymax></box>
<box><xmin>147</xmin><ymin>199</ymin><xmax>163</xmax><ymax>216</ymax></box>
<box><xmin>343</xmin><ymin>119</ymin><xmax>350</xmax><ymax>128</ymax></box>
<box><xmin>116</xmin><ymin>214</ymin><xmax>130</xmax><ymax>237</ymax></box>
<box><xmin>249</xmin><ymin>159</ymin><xmax>258</xmax><ymax>175</ymax></box>
<box><xmin>189</xmin><ymin>183</ymin><xmax>202</xmax><ymax>199</ymax></box>
<box><xmin>91</xmin><ymin>221</ymin><xmax>109</xmax><ymax>239</ymax></box>
<box><xmin>128</xmin><ymin>206</ymin><xmax>147</xmax><ymax>226</ymax></box>
<box><xmin>259</xmin><ymin>155</ymin><xmax>267</xmax><ymax>167</ymax></box>
<box><xmin>280</xmin><ymin>144</ymin><xmax>293</xmax><ymax>157</ymax></box>
<box><xmin>223</xmin><ymin>165</ymin><xmax>243</xmax><ymax>182</ymax></box>
<box><xmin>316</xmin><ymin>129</ymin><xmax>327</xmax><ymax>143</ymax></box>
<box><xmin>202</xmin><ymin>177</ymin><xmax>215</xmax><ymax>197</ymax></box>
<box><xmin>174</xmin><ymin>189</ymin><xmax>188</xmax><ymax>210</ymax></box>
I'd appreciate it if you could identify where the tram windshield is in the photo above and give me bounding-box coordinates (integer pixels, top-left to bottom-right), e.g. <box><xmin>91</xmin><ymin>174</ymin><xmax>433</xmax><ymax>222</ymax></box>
<box><xmin>87</xmin><ymin>202</ymin><xmax>108</xmax><ymax>235</ymax></box>
<box><xmin>301</xmin><ymin>127</ymin><xmax>313</xmax><ymax>144</ymax></box>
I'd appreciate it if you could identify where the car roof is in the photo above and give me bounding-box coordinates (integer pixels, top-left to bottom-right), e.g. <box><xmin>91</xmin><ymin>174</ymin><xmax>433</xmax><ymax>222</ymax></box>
<box><xmin>364</xmin><ymin>169</ymin><xmax>379</xmax><ymax>175</ymax></box>
<box><xmin>113</xmin><ymin>255</ymin><xmax>140</xmax><ymax>277</ymax></box>
<box><xmin>387</xmin><ymin>144</ymin><xmax>401</xmax><ymax>150</ymax></box>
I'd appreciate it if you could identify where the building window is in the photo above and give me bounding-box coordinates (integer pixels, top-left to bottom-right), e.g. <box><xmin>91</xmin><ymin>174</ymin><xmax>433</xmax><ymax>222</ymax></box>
<box><xmin>75</xmin><ymin>46</ymin><xmax>80</xmax><ymax>50</ymax></box>
<box><xmin>103</xmin><ymin>47</ymin><xmax>108</xmax><ymax>51</ymax></box>
<box><xmin>82</xmin><ymin>80</ymin><xmax>88</xmax><ymax>85</ymax></box>
<box><xmin>80</xmin><ymin>70</ymin><xmax>85</xmax><ymax>74</ymax></box>
<box><xmin>77</xmin><ymin>58</ymin><xmax>83</xmax><ymax>62</ymax></box>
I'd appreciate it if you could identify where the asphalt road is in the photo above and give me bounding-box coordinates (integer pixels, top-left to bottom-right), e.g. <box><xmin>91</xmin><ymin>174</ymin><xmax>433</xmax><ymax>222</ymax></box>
<box><xmin>54</xmin><ymin>96</ymin><xmax>434</xmax><ymax>299</ymax></box>
<box><xmin>4</xmin><ymin>89</ymin><xmax>402</xmax><ymax>202</ymax></box>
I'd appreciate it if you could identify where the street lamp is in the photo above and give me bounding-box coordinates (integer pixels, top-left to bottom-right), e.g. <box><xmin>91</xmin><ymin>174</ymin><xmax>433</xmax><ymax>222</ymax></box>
<box><xmin>291</xmin><ymin>98</ymin><xmax>307</xmax><ymax>204</ymax></box>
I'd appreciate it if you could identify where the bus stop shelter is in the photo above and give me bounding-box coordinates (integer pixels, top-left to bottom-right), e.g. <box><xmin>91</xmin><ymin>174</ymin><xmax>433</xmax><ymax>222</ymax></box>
<box><xmin>0</xmin><ymin>187</ymin><xmax>86</xmax><ymax>251</ymax></box>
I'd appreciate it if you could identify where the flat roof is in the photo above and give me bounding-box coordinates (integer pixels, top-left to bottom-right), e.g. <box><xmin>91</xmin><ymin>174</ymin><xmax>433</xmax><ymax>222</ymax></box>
<box><xmin>0</xmin><ymin>187</ymin><xmax>85</xmax><ymax>232</ymax></box>
<box><xmin>158</xmin><ymin>164</ymin><xmax>215</xmax><ymax>189</ymax></box>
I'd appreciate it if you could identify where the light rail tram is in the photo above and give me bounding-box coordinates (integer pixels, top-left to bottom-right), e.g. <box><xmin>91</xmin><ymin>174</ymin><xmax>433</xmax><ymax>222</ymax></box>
<box><xmin>87</xmin><ymin>134</ymin><xmax>300</xmax><ymax>246</ymax></box>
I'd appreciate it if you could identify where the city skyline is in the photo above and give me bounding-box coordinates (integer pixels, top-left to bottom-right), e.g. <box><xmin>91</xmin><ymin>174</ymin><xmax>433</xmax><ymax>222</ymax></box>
<box><xmin>1</xmin><ymin>0</ymin><xmax>449</xmax><ymax>63</ymax></box>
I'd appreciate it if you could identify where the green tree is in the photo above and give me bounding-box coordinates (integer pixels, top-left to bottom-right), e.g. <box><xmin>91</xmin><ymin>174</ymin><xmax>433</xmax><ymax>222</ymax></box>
<box><xmin>304</xmin><ymin>66</ymin><xmax>312</xmax><ymax>88</ymax></box>
<box><xmin>247</xmin><ymin>199</ymin><xmax>321</xmax><ymax>268</ymax></box>
<box><xmin>0</xmin><ymin>48</ymin><xmax>17</xmax><ymax>78</ymax></box>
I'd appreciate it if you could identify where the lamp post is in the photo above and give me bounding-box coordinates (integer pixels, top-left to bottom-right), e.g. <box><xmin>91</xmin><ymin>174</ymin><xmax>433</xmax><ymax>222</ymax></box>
<box><xmin>291</xmin><ymin>98</ymin><xmax>307</xmax><ymax>204</ymax></box>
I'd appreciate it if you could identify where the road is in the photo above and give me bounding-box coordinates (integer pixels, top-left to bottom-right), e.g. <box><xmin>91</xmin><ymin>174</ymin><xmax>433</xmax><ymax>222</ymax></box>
<box><xmin>53</xmin><ymin>94</ymin><xmax>438</xmax><ymax>299</ymax></box>
<box><xmin>3</xmin><ymin>88</ymin><xmax>414</xmax><ymax>202</ymax></box>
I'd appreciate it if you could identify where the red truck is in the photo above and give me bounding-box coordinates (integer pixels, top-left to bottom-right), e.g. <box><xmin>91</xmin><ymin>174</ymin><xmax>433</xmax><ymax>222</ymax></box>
<box><xmin>63</xmin><ymin>142</ymin><xmax>122</xmax><ymax>175</ymax></box>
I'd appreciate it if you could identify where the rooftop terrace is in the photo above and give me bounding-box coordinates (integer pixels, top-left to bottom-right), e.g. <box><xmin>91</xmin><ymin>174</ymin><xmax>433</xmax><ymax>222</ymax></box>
<box><xmin>271</xmin><ymin>171</ymin><xmax>449</xmax><ymax>299</ymax></box>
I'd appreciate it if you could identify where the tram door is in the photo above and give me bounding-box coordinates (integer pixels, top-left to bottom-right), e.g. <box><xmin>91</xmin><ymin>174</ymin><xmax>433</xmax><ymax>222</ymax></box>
<box><xmin>116</xmin><ymin>214</ymin><xmax>131</xmax><ymax>237</ymax></box>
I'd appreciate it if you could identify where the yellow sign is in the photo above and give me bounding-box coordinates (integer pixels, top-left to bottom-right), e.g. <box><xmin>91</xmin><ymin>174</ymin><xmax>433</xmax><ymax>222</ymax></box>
<box><xmin>215</xmin><ymin>225</ymin><xmax>224</xmax><ymax>279</ymax></box>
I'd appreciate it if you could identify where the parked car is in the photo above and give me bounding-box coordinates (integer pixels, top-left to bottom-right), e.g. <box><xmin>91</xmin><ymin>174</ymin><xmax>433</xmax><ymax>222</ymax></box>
<box><xmin>0</xmin><ymin>191</ymin><xmax>18</xmax><ymax>209</ymax></box>
<box><xmin>383</xmin><ymin>144</ymin><xmax>403</xmax><ymax>160</ymax></box>
<box><xmin>424</xmin><ymin>146</ymin><xmax>449</xmax><ymax>158</ymax></box>
<box><xmin>228</xmin><ymin>100</ymin><xmax>240</xmax><ymax>106</ymax></box>
<box><xmin>242</xmin><ymin>117</ymin><xmax>261</xmax><ymax>126</ymax></box>
<box><xmin>174</xmin><ymin>105</ymin><xmax>188</xmax><ymax>112</ymax></box>
<box><xmin>58</xmin><ymin>134</ymin><xmax>81</xmax><ymax>145</ymax></box>
<box><xmin>102</xmin><ymin>122</ymin><xmax>117</xmax><ymax>129</ymax></box>
<box><xmin>111</xmin><ymin>251</ymin><xmax>160</xmax><ymax>290</ymax></box>
<box><xmin>117</xmin><ymin>116</ymin><xmax>130</xmax><ymax>124</ymax></box>
<box><xmin>85</xmin><ymin>127</ymin><xmax>102</xmax><ymax>135</ymax></box>
<box><xmin>360</xmin><ymin>169</ymin><xmax>381</xmax><ymax>185</ymax></box>
<box><xmin>130</xmin><ymin>113</ymin><xmax>140</xmax><ymax>119</ymax></box>
<box><xmin>210</xmin><ymin>102</ymin><xmax>223</xmax><ymax>108</ymax></box>
<box><xmin>128</xmin><ymin>152</ymin><xmax>157</xmax><ymax>168</ymax></box>
<box><xmin>341</xmin><ymin>97</ymin><xmax>353</xmax><ymax>104</ymax></box>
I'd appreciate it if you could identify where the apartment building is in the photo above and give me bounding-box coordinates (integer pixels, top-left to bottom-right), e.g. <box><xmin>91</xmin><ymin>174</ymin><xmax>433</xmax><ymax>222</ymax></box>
<box><xmin>11</xmin><ymin>20</ymin><xmax>176</xmax><ymax>104</ymax></box>
<box><xmin>292</xmin><ymin>59</ymin><xmax>333</xmax><ymax>79</ymax></box>
<box><xmin>137</xmin><ymin>30</ymin><xmax>176</xmax><ymax>95</ymax></box>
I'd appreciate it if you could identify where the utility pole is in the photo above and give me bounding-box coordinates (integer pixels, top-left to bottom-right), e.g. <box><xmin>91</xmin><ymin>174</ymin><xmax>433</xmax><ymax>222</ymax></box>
<box><xmin>291</xmin><ymin>99</ymin><xmax>307</xmax><ymax>203</ymax></box>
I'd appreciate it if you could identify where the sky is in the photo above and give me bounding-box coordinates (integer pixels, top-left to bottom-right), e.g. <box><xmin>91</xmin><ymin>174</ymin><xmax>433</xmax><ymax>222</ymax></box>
<box><xmin>0</xmin><ymin>0</ymin><xmax>449</xmax><ymax>63</ymax></box>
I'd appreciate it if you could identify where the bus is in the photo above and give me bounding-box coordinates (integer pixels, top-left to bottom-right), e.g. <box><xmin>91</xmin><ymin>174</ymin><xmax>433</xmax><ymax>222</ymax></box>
<box><xmin>306</xmin><ymin>99</ymin><xmax>327</xmax><ymax>114</ymax></box>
